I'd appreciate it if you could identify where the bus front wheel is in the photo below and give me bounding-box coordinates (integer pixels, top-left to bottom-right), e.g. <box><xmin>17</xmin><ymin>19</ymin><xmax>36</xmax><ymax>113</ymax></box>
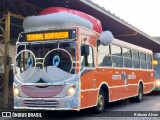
<box><xmin>92</xmin><ymin>89</ymin><xmax>105</xmax><ymax>113</ymax></box>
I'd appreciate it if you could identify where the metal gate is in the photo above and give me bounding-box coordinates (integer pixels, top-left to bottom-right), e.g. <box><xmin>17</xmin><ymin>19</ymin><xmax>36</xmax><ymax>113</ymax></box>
<box><xmin>0</xmin><ymin>11</ymin><xmax>24</xmax><ymax>106</ymax></box>
<box><xmin>0</xmin><ymin>13</ymin><xmax>10</xmax><ymax>105</ymax></box>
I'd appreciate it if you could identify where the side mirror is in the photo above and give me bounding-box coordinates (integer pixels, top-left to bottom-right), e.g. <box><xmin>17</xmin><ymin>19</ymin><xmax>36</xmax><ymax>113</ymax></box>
<box><xmin>81</xmin><ymin>45</ymin><xmax>89</xmax><ymax>56</ymax></box>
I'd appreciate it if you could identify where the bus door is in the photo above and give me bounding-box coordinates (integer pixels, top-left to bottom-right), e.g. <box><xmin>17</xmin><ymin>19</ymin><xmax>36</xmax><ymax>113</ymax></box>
<box><xmin>80</xmin><ymin>44</ymin><xmax>97</xmax><ymax>108</ymax></box>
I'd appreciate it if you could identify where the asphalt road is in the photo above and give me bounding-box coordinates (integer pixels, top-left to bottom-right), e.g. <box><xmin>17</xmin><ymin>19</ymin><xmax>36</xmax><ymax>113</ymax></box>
<box><xmin>1</xmin><ymin>91</ymin><xmax>160</xmax><ymax>120</ymax></box>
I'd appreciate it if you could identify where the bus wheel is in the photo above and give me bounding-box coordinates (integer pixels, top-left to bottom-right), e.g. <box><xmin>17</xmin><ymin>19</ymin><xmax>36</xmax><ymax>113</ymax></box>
<box><xmin>135</xmin><ymin>84</ymin><xmax>143</xmax><ymax>102</ymax></box>
<box><xmin>93</xmin><ymin>89</ymin><xmax>105</xmax><ymax>113</ymax></box>
<box><xmin>129</xmin><ymin>84</ymin><xmax>143</xmax><ymax>102</ymax></box>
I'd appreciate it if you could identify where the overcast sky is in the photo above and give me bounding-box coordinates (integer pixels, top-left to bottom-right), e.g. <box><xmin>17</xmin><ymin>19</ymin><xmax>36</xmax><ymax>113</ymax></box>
<box><xmin>92</xmin><ymin>0</ymin><xmax>160</xmax><ymax>37</ymax></box>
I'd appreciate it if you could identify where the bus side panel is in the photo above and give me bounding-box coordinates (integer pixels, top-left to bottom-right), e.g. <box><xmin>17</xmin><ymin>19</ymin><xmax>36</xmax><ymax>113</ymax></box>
<box><xmin>143</xmin><ymin>82</ymin><xmax>155</xmax><ymax>94</ymax></box>
<box><xmin>126</xmin><ymin>70</ymin><xmax>140</xmax><ymax>97</ymax></box>
<box><xmin>143</xmin><ymin>83</ymin><xmax>155</xmax><ymax>94</ymax></box>
<box><xmin>80</xmin><ymin>70</ymin><xmax>98</xmax><ymax>109</ymax></box>
<box><xmin>109</xmin><ymin>87</ymin><xmax>126</xmax><ymax>101</ymax></box>
<box><xmin>144</xmin><ymin>70</ymin><xmax>155</xmax><ymax>93</ymax></box>
<box><xmin>86</xmin><ymin>90</ymin><xmax>98</xmax><ymax>107</ymax></box>
<box><xmin>95</xmin><ymin>68</ymin><xmax>127</xmax><ymax>102</ymax></box>
<box><xmin>80</xmin><ymin>91</ymin><xmax>87</xmax><ymax>108</ymax></box>
<box><xmin>127</xmin><ymin>85</ymin><xmax>138</xmax><ymax>97</ymax></box>
<box><xmin>120</xmin><ymin>69</ymin><xmax>154</xmax><ymax>98</ymax></box>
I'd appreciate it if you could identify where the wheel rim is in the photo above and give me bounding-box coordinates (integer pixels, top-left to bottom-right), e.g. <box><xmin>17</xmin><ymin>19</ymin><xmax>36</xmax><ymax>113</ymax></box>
<box><xmin>98</xmin><ymin>94</ymin><xmax>104</xmax><ymax>110</ymax></box>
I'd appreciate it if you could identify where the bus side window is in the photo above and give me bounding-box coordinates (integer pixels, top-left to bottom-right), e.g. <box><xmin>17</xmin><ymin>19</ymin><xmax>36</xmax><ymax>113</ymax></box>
<box><xmin>111</xmin><ymin>45</ymin><xmax>123</xmax><ymax>67</ymax></box>
<box><xmin>147</xmin><ymin>54</ymin><xmax>152</xmax><ymax>69</ymax></box>
<box><xmin>132</xmin><ymin>50</ymin><xmax>140</xmax><ymax>69</ymax></box>
<box><xmin>140</xmin><ymin>52</ymin><xmax>147</xmax><ymax>69</ymax></box>
<box><xmin>123</xmin><ymin>47</ymin><xmax>132</xmax><ymax>68</ymax></box>
<box><xmin>98</xmin><ymin>45</ymin><xmax>112</xmax><ymax>67</ymax></box>
<box><xmin>81</xmin><ymin>45</ymin><xmax>94</xmax><ymax>68</ymax></box>
<box><xmin>17</xmin><ymin>45</ymin><xmax>25</xmax><ymax>54</ymax></box>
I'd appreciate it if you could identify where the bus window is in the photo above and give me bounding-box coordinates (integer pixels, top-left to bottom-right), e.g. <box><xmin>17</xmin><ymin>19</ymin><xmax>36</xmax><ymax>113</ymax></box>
<box><xmin>147</xmin><ymin>54</ymin><xmax>152</xmax><ymax>69</ymax></box>
<box><xmin>132</xmin><ymin>50</ymin><xmax>140</xmax><ymax>69</ymax></box>
<box><xmin>98</xmin><ymin>45</ymin><xmax>111</xmax><ymax>67</ymax></box>
<box><xmin>140</xmin><ymin>52</ymin><xmax>147</xmax><ymax>69</ymax></box>
<box><xmin>111</xmin><ymin>45</ymin><xmax>123</xmax><ymax>67</ymax></box>
<box><xmin>81</xmin><ymin>45</ymin><xmax>94</xmax><ymax>68</ymax></box>
<box><xmin>123</xmin><ymin>47</ymin><xmax>132</xmax><ymax>68</ymax></box>
<box><xmin>17</xmin><ymin>45</ymin><xmax>25</xmax><ymax>54</ymax></box>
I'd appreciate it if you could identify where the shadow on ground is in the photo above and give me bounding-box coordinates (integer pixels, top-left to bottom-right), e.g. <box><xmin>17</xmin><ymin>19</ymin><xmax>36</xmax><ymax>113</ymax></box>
<box><xmin>146</xmin><ymin>91</ymin><xmax>160</xmax><ymax>96</ymax></box>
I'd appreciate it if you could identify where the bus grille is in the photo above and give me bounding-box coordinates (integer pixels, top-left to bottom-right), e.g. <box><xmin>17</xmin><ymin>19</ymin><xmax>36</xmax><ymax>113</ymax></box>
<box><xmin>23</xmin><ymin>100</ymin><xmax>59</xmax><ymax>108</ymax></box>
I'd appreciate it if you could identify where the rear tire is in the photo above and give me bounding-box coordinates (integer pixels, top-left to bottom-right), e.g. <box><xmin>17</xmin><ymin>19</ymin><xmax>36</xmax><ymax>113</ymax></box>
<box><xmin>130</xmin><ymin>84</ymin><xmax>143</xmax><ymax>102</ymax></box>
<box><xmin>92</xmin><ymin>89</ymin><xmax>105</xmax><ymax>113</ymax></box>
<box><xmin>135</xmin><ymin>84</ymin><xmax>143</xmax><ymax>102</ymax></box>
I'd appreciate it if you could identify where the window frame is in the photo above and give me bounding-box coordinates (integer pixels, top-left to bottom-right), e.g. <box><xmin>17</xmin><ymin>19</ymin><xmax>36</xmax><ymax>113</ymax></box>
<box><xmin>98</xmin><ymin>45</ymin><xmax>112</xmax><ymax>67</ymax></box>
<box><xmin>132</xmin><ymin>50</ymin><xmax>140</xmax><ymax>69</ymax></box>
<box><xmin>80</xmin><ymin>44</ymin><xmax>94</xmax><ymax>68</ymax></box>
<box><xmin>111</xmin><ymin>44</ymin><xmax>123</xmax><ymax>68</ymax></box>
<box><xmin>123</xmin><ymin>47</ymin><xmax>132</xmax><ymax>68</ymax></box>
<box><xmin>140</xmin><ymin>52</ymin><xmax>147</xmax><ymax>69</ymax></box>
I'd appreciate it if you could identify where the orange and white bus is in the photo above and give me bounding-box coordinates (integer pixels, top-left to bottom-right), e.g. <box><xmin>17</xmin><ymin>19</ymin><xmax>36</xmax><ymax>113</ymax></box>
<box><xmin>13</xmin><ymin>8</ymin><xmax>155</xmax><ymax>113</ymax></box>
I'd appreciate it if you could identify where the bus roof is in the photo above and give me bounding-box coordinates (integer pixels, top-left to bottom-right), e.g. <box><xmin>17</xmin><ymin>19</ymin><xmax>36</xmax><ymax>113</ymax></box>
<box><xmin>113</xmin><ymin>38</ymin><xmax>152</xmax><ymax>54</ymax></box>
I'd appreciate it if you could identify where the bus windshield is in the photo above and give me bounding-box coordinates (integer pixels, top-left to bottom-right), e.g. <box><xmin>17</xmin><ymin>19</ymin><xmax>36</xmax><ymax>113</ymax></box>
<box><xmin>15</xmin><ymin>41</ymin><xmax>76</xmax><ymax>83</ymax></box>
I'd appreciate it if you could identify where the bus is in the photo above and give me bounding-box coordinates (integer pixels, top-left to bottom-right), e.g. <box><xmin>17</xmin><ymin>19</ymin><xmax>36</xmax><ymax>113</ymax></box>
<box><xmin>13</xmin><ymin>7</ymin><xmax>155</xmax><ymax>112</ymax></box>
<box><xmin>153</xmin><ymin>53</ymin><xmax>160</xmax><ymax>91</ymax></box>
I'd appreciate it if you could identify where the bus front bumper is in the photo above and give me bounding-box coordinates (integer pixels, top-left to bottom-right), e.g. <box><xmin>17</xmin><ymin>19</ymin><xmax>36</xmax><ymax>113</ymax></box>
<box><xmin>14</xmin><ymin>95</ymin><xmax>80</xmax><ymax>111</ymax></box>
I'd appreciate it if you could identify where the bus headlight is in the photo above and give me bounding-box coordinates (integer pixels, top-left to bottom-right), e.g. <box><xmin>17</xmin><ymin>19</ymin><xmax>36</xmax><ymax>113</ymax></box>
<box><xmin>155</xmin><ymin>81</ymin><xmax>160</xmax><ymax>87</ymax></box>
<box><xmin>14</xmin><ymin>87</ymin><xmax>20</xmax><ymax>96</ymax></box>
<box><xmin>67</xmin><ymin>85</ymin><xmax>76</xmax><ymax>96</ymax></box>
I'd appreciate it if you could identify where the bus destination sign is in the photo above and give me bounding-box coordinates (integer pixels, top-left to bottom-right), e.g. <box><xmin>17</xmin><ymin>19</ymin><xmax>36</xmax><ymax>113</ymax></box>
<box><xmin>26</xmin><ymin>31</ymin><xmax>69</xmax><ymax>41</ymax></box>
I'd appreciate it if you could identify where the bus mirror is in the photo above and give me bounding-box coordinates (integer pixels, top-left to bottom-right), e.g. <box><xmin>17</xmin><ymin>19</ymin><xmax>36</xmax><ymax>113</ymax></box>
<box><xmin>153</xmin><ymin>60</ymin><xmax>158</xmax><ymax>65</ymax></box>
<box><xmin>99</xmin><ymin>31</ymin><xmax>113</xmax><ymax>46</ymax></box>
<box><xmin>81</xmin><ymin>45</ymin><xmax>89</xmax><ymax>56</ymax></box>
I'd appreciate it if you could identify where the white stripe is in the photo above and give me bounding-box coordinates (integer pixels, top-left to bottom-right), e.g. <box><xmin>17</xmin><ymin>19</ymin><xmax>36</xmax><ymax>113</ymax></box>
<box><xmin>128</xmin><ymin>84</ymin><xmax>138</xmax><ymax>86</ymax></box>
<box><xmin>81</xmin><ymin>88</ymin><xmax>99</xmax><ymax>92</ymax></box>
<box><xmin>80</xmin><ymin>82</ymin><xmax>154</xmax><ymax>91</ymax></box>
<box><xmin>109</xmin><ymin>85</ymin><xmax>127</xmax><ymax>88</ymax></box>
<box><xmin>143</xmin><ymin>82</ymin><xmax>155</xmax><ymax>85</ymax></box>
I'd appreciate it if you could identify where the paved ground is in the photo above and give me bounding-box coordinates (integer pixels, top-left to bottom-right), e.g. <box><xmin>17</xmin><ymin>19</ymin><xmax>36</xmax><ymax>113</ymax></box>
<box><xmin>0</xmin><ymin>91</ymin><xmax>160</xmax><ymax>120</ymax></box>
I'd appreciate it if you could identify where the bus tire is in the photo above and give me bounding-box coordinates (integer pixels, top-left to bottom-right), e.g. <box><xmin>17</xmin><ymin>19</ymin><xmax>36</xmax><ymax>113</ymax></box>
<box><xmin>129</xmin><ymin>84</ymin><xmax>143</xmax><ymax>102</ymax></box>
<box><xmin>133</xmin><ymin>84</ymin><xmax>143</xmax><ymax>102</ymax></box>
<box><xmin>92</xmin><ymin>89</ymin><xmax>105</xmax><ymax>113</ymax></box>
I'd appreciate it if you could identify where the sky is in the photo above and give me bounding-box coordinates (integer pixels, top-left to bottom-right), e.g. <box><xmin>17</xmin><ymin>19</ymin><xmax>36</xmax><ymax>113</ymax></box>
<box><xmin>92</xmin><ymin>0</ymin><xmax>160</xmax><ymax>37</ymax></box>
